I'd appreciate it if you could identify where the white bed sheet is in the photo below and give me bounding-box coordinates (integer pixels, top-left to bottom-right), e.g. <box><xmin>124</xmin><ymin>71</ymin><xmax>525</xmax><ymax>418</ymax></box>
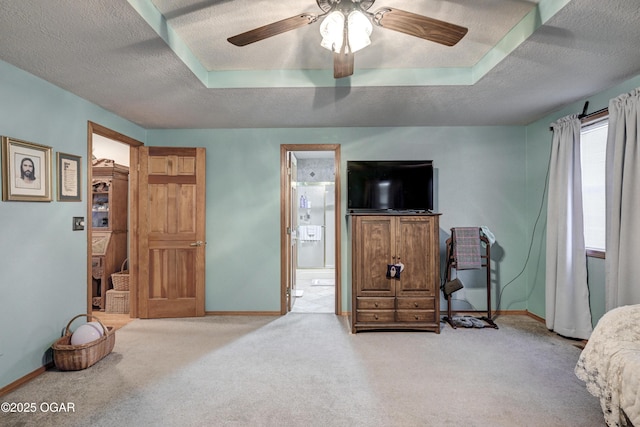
<box><xmin>575</xmin><ymin>305</ymin><xmax>640</xmax><ymax>427</ymax></box>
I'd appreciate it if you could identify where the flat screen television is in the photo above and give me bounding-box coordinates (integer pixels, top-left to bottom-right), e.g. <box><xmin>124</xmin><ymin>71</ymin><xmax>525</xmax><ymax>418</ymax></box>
<box><xmin>347</xmin><ymin>160</ymin><xmax>434</xmax><ymax>212</ymax></box>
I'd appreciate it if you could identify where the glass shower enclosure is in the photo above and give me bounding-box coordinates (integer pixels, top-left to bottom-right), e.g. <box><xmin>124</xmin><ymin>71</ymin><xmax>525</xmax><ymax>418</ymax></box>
<box><xmin>296</xmin><ymin>183</ymin><xmax>335</xmax><ymax>269</ymax></box>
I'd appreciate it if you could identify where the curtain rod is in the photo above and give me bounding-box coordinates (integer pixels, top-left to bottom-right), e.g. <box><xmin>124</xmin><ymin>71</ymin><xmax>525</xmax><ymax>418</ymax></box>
<box><xmin>581</xmin><ymin>107</ymin><xmax>608</xmax><ymax>122</ymax></box>
<box><xmin>549</xmin><ymin>102</ymin><xmax>609</xmax><ymax>131</ymax></box>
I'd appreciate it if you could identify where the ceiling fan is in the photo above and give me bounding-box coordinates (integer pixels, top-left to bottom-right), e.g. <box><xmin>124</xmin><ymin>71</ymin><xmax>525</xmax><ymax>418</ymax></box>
<box><xmin>227</xmin><ymin>0</ymin><xmax>468</xmax><ymax>79</ymax></box>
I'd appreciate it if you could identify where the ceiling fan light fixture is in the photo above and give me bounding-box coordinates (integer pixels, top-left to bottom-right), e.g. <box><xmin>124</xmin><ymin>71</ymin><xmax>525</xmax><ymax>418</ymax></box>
<box><xmin>320</xmin><ymin>11</ymin><xmax>345</xmax><ymax>52</ymax></box>
<box><xmin>347</xmin><ymin>10</ymin><xmax>372</xmax><ymax>52</ymax></box>
<box><xmin>320</xmin><ymin>9</ymin><xmax>372</xmax><ymax>53</ymax></box>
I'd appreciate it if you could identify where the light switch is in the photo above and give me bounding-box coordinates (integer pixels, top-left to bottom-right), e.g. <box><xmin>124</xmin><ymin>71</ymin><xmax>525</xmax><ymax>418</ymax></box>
<box><xmin>73</xmin><ymin>217</ymin><xmax>85</xmax><ymax>231</ymax></box>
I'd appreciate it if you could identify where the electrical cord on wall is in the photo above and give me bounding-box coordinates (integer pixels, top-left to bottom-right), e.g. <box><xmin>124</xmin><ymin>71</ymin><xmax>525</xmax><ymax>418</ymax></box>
<box><xmin>442</xmin><ymin>116</ymin><xmax>602</xmax><ymax>320</ymax></box>
<box><xmin>492</xmin><ymin>136</ymin><xmax>553</xmax><ymax>316</ymax></box>
<box><xmin>439</xmin><ymin>141</ymin><xmax>553</xmax><ymax>317</ymax></box>
<box><xmin>494</xmin><ymin>117</ymin><xmax>599</xmax><ymax>318</ymax></box>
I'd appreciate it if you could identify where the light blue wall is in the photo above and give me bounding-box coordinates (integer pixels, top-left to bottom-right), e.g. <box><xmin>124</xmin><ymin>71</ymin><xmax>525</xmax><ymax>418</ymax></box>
<box><xmin>3</xmin><ymin>52</ymin><xmax>638</xmax><ymax>391</ymax></box>
<box><xmin>0</xmin><ymin>60</ymin><xmax>529</xmax><ymax>389</ymax></box>
<box><xmin>524</xmin><ymin>73</ymin><xmax>640</xmax><ymax>327</ymax></box>
<box><xmin>148</xmin><ymin>126</ymin><xmax>529</xmax><ymax>315</ymax></box>
<box><xmin>0</xmin><ymin>60</ymin><xmax>146</xmax><ymax>389</ymax></box>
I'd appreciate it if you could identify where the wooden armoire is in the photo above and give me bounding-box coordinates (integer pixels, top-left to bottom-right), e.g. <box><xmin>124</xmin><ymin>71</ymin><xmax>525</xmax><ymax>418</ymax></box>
<box><xmin>349</xmin><ymin>213</ymin><xmax>441</xmax><ymax>333</ymax></box>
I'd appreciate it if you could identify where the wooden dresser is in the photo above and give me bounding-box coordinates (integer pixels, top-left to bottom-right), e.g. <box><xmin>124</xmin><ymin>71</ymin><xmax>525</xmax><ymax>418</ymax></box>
<box><xmin>349</xmin><ymin>213</ymin><xmax>441</xmax><ymax>333</ymax></box>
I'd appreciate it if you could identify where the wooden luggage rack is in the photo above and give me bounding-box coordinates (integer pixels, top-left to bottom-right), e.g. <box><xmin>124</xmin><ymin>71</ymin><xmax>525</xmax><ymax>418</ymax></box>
<box><xmin>443</xmin><ymin>229</ymin><xmax>498</xmax><ymax>329</ymax></box>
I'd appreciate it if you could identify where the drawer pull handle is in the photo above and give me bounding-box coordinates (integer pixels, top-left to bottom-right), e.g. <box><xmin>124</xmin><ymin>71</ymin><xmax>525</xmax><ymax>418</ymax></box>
<box><xmin>414</xmin><ymin>302</ymin><xmax>419</xmax><ymax>307</ymax></box>
<box><xmin>374</xmin><ymin>302</ymin><xmax>379</xmax><ymax>307</ymax></box>
<box><xmin>415</xmin><ymin>315</ymin><xmax>419</xmax><ymax>320</ymax></box>
<box><xmin>374</xmin><ymin>315</ymin><xmax>379</xmax><ymax>320</ymax></box>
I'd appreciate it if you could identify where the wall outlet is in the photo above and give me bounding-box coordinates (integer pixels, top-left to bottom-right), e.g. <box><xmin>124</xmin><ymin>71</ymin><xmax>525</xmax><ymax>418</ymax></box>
<box><xmin>73</xmin><ymin>217</ymin><xmax>85</xmax><ymax>231</ymax></box>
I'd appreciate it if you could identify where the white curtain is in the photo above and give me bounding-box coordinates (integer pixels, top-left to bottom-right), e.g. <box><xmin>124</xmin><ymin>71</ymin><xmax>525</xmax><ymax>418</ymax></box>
<box><xmin>605</xmin><ymin>88</ymin><xmax>640</xmax><ymax>310</ymax></box>
<box><xmin>546</xmin><ymin>115</ymin><xmax>593</xmax><ymax>339</ymax></box>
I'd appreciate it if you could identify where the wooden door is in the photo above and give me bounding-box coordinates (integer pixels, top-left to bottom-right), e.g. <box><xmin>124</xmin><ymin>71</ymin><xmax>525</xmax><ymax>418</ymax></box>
<box><xmin>137</xmin><ymin>147</ymin><xmax>206</xmax><ymax>318</ymax></box>
<box><xmin>286</xmin><ymin>152</ymin><xmax>298</xmax><ymax>311</ymax></box>
<box><xmin>353</xmin><ymin>216</ymin><xmax>395</xmax><ymax>297</ymax></box>
<box><xmin>396</xmin><ymin>216</ymin><xmax>437</xmax><ymax>297</ymax></box>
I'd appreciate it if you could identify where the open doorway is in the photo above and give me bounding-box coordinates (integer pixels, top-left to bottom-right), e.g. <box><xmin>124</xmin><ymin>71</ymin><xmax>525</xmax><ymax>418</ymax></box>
<box><xmin>87</xmin><ymin>122</ymin><xmax>142</xmax><ymax>325</ymax></box>
<box><xmin>280</xmin><ymin>144</ymin><xmax>341</xmax><ymax>315</ymax></box>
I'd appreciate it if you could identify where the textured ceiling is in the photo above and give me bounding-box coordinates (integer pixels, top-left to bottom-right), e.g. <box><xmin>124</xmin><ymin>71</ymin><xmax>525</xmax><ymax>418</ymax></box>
<box><xmin>151</xmin><ymin>0</ymin><xmax>536</xmax><ymax>71</ymax></box>
<box><xmin>0</xmin><ymin>0</ymin><xmax>639</xmax><ymax>129</ymax></box>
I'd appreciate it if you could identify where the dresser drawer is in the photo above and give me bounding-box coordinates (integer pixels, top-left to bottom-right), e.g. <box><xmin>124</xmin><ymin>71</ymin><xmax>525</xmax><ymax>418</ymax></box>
<box><xmin>396</xmin><ymin>310</ymin><xmax>436</xmax><ymax>323</ymax></box>
<box><xmin>396</xmin><ymin>297</ymin><xmax>435</xmax><ymax>310</ymax></box>
<box><xmin>357</xmin><ymin>297</ymin><xmax>395</xmax><ymax>310</ymax></box>
<box><xmin>357</xmin><ymin>311</ymin><xmax>395</xmax><ymax>323</ymax></box>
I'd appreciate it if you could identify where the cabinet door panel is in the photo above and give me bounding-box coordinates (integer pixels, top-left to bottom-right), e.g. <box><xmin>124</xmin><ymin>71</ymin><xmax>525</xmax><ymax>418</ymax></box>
<box><xmin>396</xmin><ymin>217</ymin><xmax>436</xmax><ymax>297</ymax></box>
<box><xmin>354</xmin><ymin>216</ymin><xmax>394</xmax><ymax>296</ymax></box>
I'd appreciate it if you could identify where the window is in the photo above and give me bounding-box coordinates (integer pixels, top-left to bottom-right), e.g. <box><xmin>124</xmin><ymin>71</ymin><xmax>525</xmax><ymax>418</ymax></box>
<box><xmin>580</xmin><ymin>116</ymin><xmax>608</xmax><ymax>257</ymax></box>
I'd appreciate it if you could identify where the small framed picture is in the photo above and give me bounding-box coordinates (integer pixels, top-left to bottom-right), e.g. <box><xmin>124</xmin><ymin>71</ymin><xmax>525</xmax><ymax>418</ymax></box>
<box><xmin>1</xmin><ymin>136</ymin><xmax>52</xmax><ymax>202</ymax></box>
<box><xmin>57</xmin><ymin>152</ymin><xmax>82</xmax><ymax>202</ymax></box>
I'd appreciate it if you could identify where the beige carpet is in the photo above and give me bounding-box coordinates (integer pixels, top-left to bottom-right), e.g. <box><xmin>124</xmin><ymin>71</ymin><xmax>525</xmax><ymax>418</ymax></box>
<box><xmin>1</xmin><ymin>315</ymin><xmax>603</xmax><ymax>426</ymax></box>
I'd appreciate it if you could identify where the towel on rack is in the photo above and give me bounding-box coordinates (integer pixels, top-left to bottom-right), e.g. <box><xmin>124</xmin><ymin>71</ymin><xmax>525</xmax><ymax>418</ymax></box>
<box><xmin>299</xmin><ymin>225</ymin><xmax>322</xmax><ymax>241</ymax></box>
<box><xmin>452</xmin><ymin>227</ymin><xmax>482</xmax><ymax>270</ymax></box>
<box><xmin>480</xmin><ymin>226</ymin><xmax>496</xmax><ymax>246</ymax></box>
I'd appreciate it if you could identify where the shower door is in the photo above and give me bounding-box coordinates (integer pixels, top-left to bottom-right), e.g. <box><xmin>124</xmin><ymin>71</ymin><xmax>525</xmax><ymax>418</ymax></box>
<box><xmin>297</xmin><ymin>183</ymin><xmax>334</xmax><ymax>269</ymax></box>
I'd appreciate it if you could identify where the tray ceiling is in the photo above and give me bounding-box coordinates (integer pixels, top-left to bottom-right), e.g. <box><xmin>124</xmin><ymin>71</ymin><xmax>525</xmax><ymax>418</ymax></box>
<box><xmin>0</xmin><ymin>0</ymin><xmax>639</xmax><ymax>128</ymax></box>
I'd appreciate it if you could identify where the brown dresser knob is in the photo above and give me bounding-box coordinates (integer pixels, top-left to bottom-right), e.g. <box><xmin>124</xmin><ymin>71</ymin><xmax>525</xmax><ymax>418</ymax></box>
<box><xmin>374</xmin><ymin>302</ymin><xmax>379</xmax><ymax>307</ymax></box>
<box><xmin>374</xmin><ymin>315</ymin><xmax>379</xmax><ymax>320</ymax></box>
<box><xmin>414</xmin><ymin>302</ymin><xmax>419</xmax><ymax>307</ymax></box>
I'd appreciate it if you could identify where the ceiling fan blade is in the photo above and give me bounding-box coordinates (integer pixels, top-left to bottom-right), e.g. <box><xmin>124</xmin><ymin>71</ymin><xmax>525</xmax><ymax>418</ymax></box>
<box><xmin>228</xmin><ymin>14</ymin><xmax>318</xmax><ymax>46</ymax></box>
<box><xmin>334</xmin><ymin>52</ymin><xmax>354</xmax><ymax>79</ymax></box>
<box><xmin>374</xmin><ymin>8</ymin><xmax>468</xmax><ymax>46</ymax></box>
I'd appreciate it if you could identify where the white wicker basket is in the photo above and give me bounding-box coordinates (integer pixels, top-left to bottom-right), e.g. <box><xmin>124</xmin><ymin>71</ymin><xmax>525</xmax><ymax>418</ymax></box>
<box><xmin>106</xmin><ymin>290</ymin><xmax>130</xmax><ymax>313</ymax></box>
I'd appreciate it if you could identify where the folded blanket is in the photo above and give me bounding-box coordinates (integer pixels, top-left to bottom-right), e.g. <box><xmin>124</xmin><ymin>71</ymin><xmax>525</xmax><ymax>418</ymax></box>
<box><xmin>452</xmin><ymin>227</ymin><xmax>481</xmax><ymax>270</ymax></box>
